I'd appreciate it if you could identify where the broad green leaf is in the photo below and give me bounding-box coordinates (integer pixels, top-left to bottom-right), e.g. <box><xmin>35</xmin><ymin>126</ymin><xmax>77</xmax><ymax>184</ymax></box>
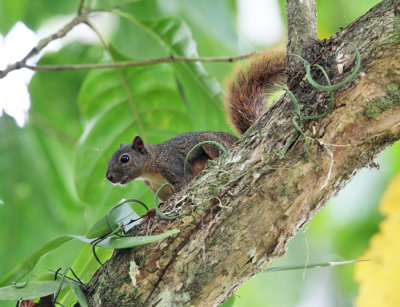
<box><xmin>0</xmin><ymin>280</ymin><xmax>65</xmax><ymax>301</ymax></box>
<box><xmin>111</xmin><ymin>13</ymin><xmax>226</xmax><ymax>130</ymax></box>
<box><xmin>0</xmin><ymin>236</ymin><xmax>73</xmax><ymax>287</ymax></box>
<box><xmin>111</xmin><ymin>0</ymin><xmax>238</xmax><ymax>83</ymax></box>
<box><xmin>29</xmin><ymin>42</ymin><xmax>102</xmax><ymax>140</ymax></box>
<box><xmin>0</xmin><ymin>0</ymin><xmax>78</xmax><ymax>34</ymax></box>
<box><xmin>161</xmin><ymin>0</ymin><xmax>239</xmax><ymax>83</ymax></box>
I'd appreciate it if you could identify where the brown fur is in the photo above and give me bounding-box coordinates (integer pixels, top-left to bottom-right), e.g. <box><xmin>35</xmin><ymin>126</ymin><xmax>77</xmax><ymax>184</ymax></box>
<box><xmin>106</xmin><ymin>132</ymin><xmax>238</xmax><ymax>201</ymax></box>
<box><xmin>225</xmin><ymin>51</ymin><xmax>286</xmax><ymax>134</ymax></box>
<box><xmin>191</xmin><ymin>160</ymin><xmax>208</xmax><ymax>177</ymax></box>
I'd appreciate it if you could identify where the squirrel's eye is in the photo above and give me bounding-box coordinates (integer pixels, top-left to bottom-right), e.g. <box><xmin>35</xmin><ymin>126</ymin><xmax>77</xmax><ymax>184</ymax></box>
<box><xmin>120</xmin><ymin>155</ymin><xmax>130</xmax><ymax>163</ymax></box>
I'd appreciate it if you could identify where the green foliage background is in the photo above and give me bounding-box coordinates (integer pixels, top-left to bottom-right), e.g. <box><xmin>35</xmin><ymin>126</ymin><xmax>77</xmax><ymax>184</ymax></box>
<box><xmin>0</xmin><ymin>0</ymin><xmax>396</xmax><ymax>306</ymax></box>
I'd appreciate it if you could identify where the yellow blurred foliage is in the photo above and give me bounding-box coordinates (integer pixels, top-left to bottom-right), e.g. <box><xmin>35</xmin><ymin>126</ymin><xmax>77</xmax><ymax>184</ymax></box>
<box><xmin>355</xmin><ymin>173</ymin><xmax>400</xmax><ymax>307</ymax></box>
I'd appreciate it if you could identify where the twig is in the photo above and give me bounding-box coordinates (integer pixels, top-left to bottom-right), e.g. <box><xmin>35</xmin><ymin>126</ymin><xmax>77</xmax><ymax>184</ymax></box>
<box><xmin>286</xmin><ymin>0</ymin><xmax>318</xmax><ymax>86</ymax></box>
<box><xmin>24</xmin><ymin>53</ymin><xmax>256</xmax><ymax>72</ymax></box>
<box><xmin>77</xmin><ymin>0</ymin><xmax>86</xmax><ymax>14</ymax></box>
<box><xmin>0</xmin><ymin>10</ymin><xmax>90</xmax><ymax>79</ymax></box>
<box><xmin>0</xmin><ymin>2</ymin><xmax>254</xmax><ymax>79</ymax></box>
<box><xmin>286</xmin><ymin>0</ymin><xmax>318</xmax><ymax>52</ymax></box>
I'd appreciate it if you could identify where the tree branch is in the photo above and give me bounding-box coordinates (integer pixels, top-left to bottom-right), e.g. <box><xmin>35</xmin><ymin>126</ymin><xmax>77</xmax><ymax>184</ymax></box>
<box><xmin>286</xmin><ymin>0</ymin><xmax>318</xmax><ymax>87</ymax></box>
<box><xmin>0</xmin><ymin>1</ymin><xmax>254</xmax><ymax>77</ymax></box>
<box><xmin>84</xmin><ymin>0</ymin><xmax>400</xmax><ymax>306</ymax></box>
<box><xmin>0</xmin><ymin>10</ymin><xmax>90</xmax><ymax>79</ymax></box>
<box><xmin>23</xmin><ymin>53</ymin><xmax>256</xmax><ymax>72</ymax></box>
<box><xmin>286</xmin><ymin>0</ymin><xmax>318</xmax><ymax>54</ymax></box>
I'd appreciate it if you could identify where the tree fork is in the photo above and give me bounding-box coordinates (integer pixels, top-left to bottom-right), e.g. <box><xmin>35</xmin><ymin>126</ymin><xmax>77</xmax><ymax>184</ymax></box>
<box><xmin>84</xmin><ymin>1</ymin><xmax>400</xmax><ymax>306</ymax></box>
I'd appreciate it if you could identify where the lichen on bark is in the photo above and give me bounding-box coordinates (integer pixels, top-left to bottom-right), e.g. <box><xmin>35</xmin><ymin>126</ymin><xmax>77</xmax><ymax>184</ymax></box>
<box><xmin>361</xmin><ymin>83</ymin><xmax>400</xmax><ymax>117</ymax></box>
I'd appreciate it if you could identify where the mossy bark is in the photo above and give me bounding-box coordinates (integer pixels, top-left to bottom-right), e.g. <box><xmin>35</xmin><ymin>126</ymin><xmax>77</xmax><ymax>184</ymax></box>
<box><xmin>85</xmin><ymin>1</ymin><xmax>400</xmax><ymax>306</ymax></box>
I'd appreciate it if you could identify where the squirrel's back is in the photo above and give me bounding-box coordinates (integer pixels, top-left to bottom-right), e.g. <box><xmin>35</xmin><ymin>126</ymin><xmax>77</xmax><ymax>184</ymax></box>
<box><xmin>225</xmin><ymin>51</ymin><xmax>286</xmax><ymax>134</ymax></box>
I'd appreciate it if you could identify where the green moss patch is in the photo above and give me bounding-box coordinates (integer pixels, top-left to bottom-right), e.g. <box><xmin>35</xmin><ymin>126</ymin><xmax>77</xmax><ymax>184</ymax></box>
<box><xmin>362</xmin><ymin>83</ymin><xmax>400</xmax><ymax>117</ymax></box>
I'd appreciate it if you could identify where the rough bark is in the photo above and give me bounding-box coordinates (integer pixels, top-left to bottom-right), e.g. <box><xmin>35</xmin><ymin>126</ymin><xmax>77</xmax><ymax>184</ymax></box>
<box><xmin>84</xmin><ymin>0</ymin><xmax>400</xmax><ymax>306</ymax></box>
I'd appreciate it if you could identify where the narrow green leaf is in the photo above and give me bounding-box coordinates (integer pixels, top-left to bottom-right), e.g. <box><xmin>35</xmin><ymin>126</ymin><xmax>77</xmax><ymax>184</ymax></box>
<box><xmin>86</xmin><ymin>202</ymin><xmax>139</xmax><ymax>239</ymax></box>
<box><xmin>0</xmin><ymin>280</ymin><xmax>65</xmax><ymax>301</ymax></box>
<box><xmin>264</xmin><ymin>259</ymin><xmax>368</xmax><ymax>273</ymax></box>
<box><xmin>91</xmin><ymin>229</ymin><xmax>179</xmax><ymax>249</ymax></box>
<box><xmin>0</xmin><ymin>228</ymin><xmax>177</xmax><ymax>288</ymax></box>
<box><xmin>58</xmin><ymin>245</ymin><xmax>112</xmax><ymax>306</ymax></box>
<box><xmin>0</xmin><ymin>236</ymin><xmax>72</xmax><ymax>287</ymax></box>
<box><xmin>67</xmin><ymin>245</ymin><xmax>112</xmax><ymax>283</ymax></box>
<box><xmin>65</xmin><ymin>279</ymin><xmax>88</xmax><ymax>307</ymax></box>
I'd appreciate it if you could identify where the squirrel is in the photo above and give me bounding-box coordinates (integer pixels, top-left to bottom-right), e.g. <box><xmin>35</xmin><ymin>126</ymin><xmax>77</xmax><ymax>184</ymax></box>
<box><xmin>106</xmin><ymin>51</ymin><xmax>286</xmax><ymax>201</ymax></box>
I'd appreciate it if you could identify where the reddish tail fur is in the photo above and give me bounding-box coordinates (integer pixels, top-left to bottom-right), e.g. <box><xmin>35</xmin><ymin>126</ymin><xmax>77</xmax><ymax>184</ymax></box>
<box><xmin>225</xmin><ymin>51</ymin><xmax>286</xmax><ymax>134</ymax></box>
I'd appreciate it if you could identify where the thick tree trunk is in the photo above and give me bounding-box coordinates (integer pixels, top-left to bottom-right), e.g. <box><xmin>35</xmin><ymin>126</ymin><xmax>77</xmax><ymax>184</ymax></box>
<box><xmin>84</xmin><ymin>1</ymin><xmax>400</xmax><ymax>306</ymax></box>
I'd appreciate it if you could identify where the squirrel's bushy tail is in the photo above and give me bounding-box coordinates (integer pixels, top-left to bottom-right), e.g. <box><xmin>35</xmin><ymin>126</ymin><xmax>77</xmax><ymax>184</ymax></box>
<box><xmin>225</xmin><ymin>51</ymin><xmax>286</xmax><ymax>134</ymax></box>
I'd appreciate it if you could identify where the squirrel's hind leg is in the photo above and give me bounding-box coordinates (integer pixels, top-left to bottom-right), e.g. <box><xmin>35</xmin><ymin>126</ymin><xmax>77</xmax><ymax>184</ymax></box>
<box><xmin>198</xmin><ymin>132</ymin><xmax>238</xmax><ymax>160</ymax></box>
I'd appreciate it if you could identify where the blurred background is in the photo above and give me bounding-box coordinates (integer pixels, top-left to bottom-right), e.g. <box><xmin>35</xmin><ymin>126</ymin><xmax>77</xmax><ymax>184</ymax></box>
<box><xmin>0</xmin><ymin>0</ymin><xmax>396</xmax><ymax>306</ymax></box>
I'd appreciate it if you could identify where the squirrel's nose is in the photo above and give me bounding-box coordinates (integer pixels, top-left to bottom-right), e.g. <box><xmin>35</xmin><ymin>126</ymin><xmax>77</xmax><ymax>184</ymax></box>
<box><xmin>106</xmin><ymin>171</ymin><xmax>114</xmax><ymax>182</ymax></box>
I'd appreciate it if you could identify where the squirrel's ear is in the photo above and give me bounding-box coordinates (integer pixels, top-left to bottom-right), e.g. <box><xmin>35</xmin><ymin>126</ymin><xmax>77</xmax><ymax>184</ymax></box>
<box><xmin>132</xmin><ymin>136</ymin><xmax>146</xmax><ymax>153</ymax></box>
<box><xmin>119</xmin><ymin>143</ymin><xmax>125</xmax><ymax>148</ymax></box>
